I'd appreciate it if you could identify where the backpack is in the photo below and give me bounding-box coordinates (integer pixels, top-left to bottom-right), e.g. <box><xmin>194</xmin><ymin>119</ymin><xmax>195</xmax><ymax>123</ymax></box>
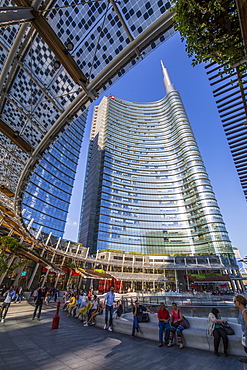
<box><xmin>116</xmin><ymin>304</ymin><xmax>123</xmax><ymax>318</ymax></box>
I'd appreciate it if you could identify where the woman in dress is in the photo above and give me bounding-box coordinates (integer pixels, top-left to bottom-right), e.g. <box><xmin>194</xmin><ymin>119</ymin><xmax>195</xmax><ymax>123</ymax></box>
<box><xmin>167</xmin><ymin>302</ymin><xmax>185</xmax><ymax>349</ymax></box>
<box><xmin>208</xmin><ymin>307</ymin><xmax>228</xmax><ymax>357</ymax></box>
<box><xmin>234</xmin><ymin>294</ymin><xmax>247</xmax><ymax>363</ymax></box>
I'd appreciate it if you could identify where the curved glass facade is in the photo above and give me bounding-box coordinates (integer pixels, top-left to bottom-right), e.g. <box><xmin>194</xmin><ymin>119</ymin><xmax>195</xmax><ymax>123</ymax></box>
<box><xmin>79</xmin><ymin>92</ymin><xmax>233</xmax><ymax>256</ymax></box>
<box><xmin>22</xmin><ymin>112</ymin><xmax>88</xmax><ymax>237</ymax></box>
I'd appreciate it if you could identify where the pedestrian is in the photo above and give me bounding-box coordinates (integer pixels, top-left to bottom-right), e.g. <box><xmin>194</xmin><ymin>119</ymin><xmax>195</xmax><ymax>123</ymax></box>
<box><xmin>14</xmin><ymin>285</ymin><xmax>23</xmax><ymax>303</ymax></box>
<box><xmin>104</xmin><ymin>286</ymin><xmax>116</xmax><ymax>331</ymax></box>
<box><xmin>32</xmin><ymin>288</ymin><xmax>39</xmax><ymax>302</ymax></box>
<box><xmin>32</xmin><ymin>287</ymin><xmax>45</xmax><ymax>320</ymax></box>
<box><xmin>234</xmin><ymin>294</ymin><xmax>247</xmax><ymax>363</ymax></box>
<box><xmin>54</xmin><ymin>288</ymin><xmax>59</xmax><ymax>302</ymax></box>
<box><xmin>0</xmin><ymin>286</ymin><xmax>16</xmax><ymax>323</ymax></box>
<box><xmin>158</xmin><ymin>302</ymin><xmax>170</xmax><ymax>347</ymax></box>
<box><xmin>45</xmin><ymin>288</ymin><xmax>52</xmax><ymax>305</ymax></box>
<box><xmin>208</xmin><ymin>307</ymin><xmax>228</xmax><ymax>357</ymax></box>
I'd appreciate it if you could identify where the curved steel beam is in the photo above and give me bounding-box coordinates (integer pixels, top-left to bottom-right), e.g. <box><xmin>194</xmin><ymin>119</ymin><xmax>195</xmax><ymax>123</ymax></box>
<box><xmin>0</xmin><ymin>22</ymin><xmax>30</xmax><ymax>92</ymax></box>
<box><xmin>0</xmin><ymin>0</ymin><xmax>44</xmax><ymax>94</ymax></box>
<box><xmin>0</xmin><ymin>118</ymin><xmax>33</xmax><ymax>152</ymax></box>
<box><xmin>0</xmin><ymin>6</ymin><xmax>33</xmax><ymax>26</ymax></box>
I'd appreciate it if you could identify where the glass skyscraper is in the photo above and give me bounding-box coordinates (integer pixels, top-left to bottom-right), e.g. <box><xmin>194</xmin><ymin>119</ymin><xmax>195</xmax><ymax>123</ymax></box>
<box><xmin>80</xmin><ymin>64</ymin><xmax>234</xmax><ymax>257</ymax></box>
<box><xmin>22</xmin><ymin>112</ymin><xmax>88</xmax><ymax>238</ymax></box>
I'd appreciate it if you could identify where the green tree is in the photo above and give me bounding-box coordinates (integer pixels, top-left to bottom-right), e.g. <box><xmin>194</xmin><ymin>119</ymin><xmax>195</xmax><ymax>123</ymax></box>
<box><xmin>171</xmin><ymin>0</ymin><xmax>246</xmax><ymax>68</ymax></box>
<box><xmin>0</xmin><ymin>236</ymin><xmax>25</xmax><ymax>275</ymax></box>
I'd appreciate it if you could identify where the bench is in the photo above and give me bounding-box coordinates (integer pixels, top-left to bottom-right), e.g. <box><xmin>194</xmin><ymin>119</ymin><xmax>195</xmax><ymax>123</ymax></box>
<box><xmin>94</xmin><ymin>312</ymin><xmax>246</xmax><ymax>356</ymax></box>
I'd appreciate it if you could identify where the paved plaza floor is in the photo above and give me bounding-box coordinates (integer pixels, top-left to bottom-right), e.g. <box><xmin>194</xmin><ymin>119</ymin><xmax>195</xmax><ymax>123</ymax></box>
<box><xmin>0</xmin><ymin>300</ymin><xmax>246</xmax><ymax>370</ymax></box>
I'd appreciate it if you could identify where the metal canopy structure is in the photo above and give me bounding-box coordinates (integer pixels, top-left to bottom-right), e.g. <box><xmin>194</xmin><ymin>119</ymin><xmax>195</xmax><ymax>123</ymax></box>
<box><xmin>0</xmin><ymin>0</ymin><xmax>175</xmax><ymax>235</ymax></box>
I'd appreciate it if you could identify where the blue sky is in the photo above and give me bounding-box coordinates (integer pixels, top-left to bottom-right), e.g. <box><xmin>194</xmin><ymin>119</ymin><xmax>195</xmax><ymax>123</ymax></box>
<box><xmin>64</xmin><ymin>32</ymin><xmax>247</xmax><ymax>258</ymax></box>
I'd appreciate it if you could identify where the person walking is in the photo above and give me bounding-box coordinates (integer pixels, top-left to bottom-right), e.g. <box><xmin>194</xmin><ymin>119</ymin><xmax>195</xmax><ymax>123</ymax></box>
<box><xmin>208</xmin><ymin>307</ymin><xmax>228</xmax><ymax>357</ymax></box>
<box><xmin>234</xmin><ymin>294</ymin><xmax>247</xmax><ymax>363</ymax></box>
<box><xmin>32</xmin><ymin>287</ymin><xmax>45</xmax><ymax>321</ymax></box>
<box><xmin>14</xmin><ymin>286</ymin><xmax>23</xmax><ymax>303</ymax></box>
<box><xmin>104</xmin><ymin>286</ymin><xmax>116</xmax><ymax>331</ymax></box>
<box><xmin>0</xmin><ymin>286</ymin><xmax>16</xmax><ymax>323</ymax></box>
<box><xmin>157</xmin><ymin>302</ymin><xmax>170</xmax><ymax>347</ymax></box>
<box><xmin>44</xmin><ymin>288</ymin><xmax>52</xmax><ymax>305</ymax></box>
<box><xmin>54</xmin><ymin>288</ymin><xmax>59</xmax><ymax>302</ymax></box>
<box><xmin>32</xmin><ymin>288</ymin><xmax>39</xmax><ymax>302</ymax></box>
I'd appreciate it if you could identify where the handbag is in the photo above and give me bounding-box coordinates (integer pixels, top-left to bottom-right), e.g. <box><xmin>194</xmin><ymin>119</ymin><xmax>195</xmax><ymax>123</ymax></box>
<box><xmin>220</xmin><ymin>323</ymin><xmax>235</xmax><ymax>335</ymax></box>
<box><xmin>137</xmin><ymin>312</ymin><xmax>150</xmax><ymax>323</ymax></box>
<box><xmin>181</xmin><ymin>316</ymin><xmax>189</xmax><ymax>329</ymax></box>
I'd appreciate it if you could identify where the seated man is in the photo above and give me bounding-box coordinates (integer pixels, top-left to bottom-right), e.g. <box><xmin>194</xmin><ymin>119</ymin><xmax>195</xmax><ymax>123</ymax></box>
<box><xmin>66</xmin><ymin>294</ymin><xmax>76</xmax><ymax>314</ymax></box>
<box><xmin>81</xmin><ymin>293</ymin><xmax>87</xmax><ymax>307</ymax></box>
<box><xmin>157</xmin><ymin>302</ymin><xmax>170</xmax><ymax>347</ymax></box>
<box><xmin>62</xmin><ymin>293</ymin><xmax>72</xmax><ymax>311</ymax></box>
<box><xmin>78</xmin><ymin>300</ymin><xmax>92</xmax><ymax>323</ymax></box>
<box><xmin>131</xmin><ymin>300</ymin><xmax>154</xmax><ymax>337</ymax></box>
<box><xmin>69</xmin><ymin>295</ymin><xmax>83</xmax><ymax>317</ymax></box>
<box><xmin>74</xmin><ymin>293</ymin><xmax>87</xmax><ymax>319</ymax></box>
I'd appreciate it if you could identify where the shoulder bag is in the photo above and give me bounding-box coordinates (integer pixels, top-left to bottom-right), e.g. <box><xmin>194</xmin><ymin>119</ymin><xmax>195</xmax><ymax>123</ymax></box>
<box><xmin>137</xmin><ymin>312</ymin><xmax>150</xmax><ymax>323</ymax></box>
<box><xmin>220</xmin><ymin>322</ymin><xmax>235</xmax><ymax>335</ymax></box>
<box><xmin>181</xmin><ymin>316</ymin><xmax>189</xmax><ymax>329</ymax></box>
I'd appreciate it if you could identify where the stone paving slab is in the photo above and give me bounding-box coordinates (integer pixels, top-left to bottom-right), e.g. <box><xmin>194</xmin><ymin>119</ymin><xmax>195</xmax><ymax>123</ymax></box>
<box><xmin>0</xmin><ymin>300</ymin><xmax>246</xmax><ymax>370</ymax></box>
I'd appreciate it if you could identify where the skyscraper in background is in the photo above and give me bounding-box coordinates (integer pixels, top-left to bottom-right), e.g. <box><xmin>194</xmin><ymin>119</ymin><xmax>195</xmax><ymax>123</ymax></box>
<box><xmin>22</xmin><ymin>112</ymin><xmax>88</xmax><ymax>238</ymax></box>
<box><xmin>78</xmin><ymin>64</ymin><xmax>235</xmax><ymax>262</ymax></box>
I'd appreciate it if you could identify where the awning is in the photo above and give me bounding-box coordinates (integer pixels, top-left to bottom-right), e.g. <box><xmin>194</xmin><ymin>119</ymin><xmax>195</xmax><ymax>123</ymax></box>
<box><xmin>109</xmin><ymin>272</ymin><xmax>168</xmax><ymax>282</ymax></box>
<box><xmin>187</xmin><ymin>274</ymin><xmax>231</xmax><ymax>283</ymax></box>
<box><xmin>75</xmin><ymin>268</ymin><xmax>113</xmax><ymax>280</ymax></box>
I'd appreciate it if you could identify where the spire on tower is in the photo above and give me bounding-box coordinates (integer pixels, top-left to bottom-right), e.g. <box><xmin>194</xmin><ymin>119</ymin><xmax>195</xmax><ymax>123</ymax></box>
<box><xmin>160</xmin><ymin>61</ymin><xmax>175</xmax><ymax>94</ymax></box>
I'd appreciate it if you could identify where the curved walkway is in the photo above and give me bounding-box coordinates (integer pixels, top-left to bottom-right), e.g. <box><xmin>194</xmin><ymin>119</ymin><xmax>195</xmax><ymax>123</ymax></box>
<box><xmin>0</xmin><ymin>300</ymin><xmax>245</xmax><ymax>370</ymax></box>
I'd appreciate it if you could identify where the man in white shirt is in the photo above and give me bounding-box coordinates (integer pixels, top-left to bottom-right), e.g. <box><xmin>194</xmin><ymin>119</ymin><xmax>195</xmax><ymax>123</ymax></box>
<box><xmin>104</xmin><ymin>287</ymin><xmax>116</xmax><ymax>331</ymax></box>
<box><xmin>1</xmin><ymin>286</ymin><xmax>16</xmax><ymax>323</ymax></box>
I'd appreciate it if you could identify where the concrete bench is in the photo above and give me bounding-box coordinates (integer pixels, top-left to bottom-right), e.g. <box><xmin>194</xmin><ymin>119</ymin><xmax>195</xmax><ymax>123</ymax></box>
<box><xmin>94</xmin><ymin>312</ymin><xmax>246</xmax><ymax>356</ymax></box>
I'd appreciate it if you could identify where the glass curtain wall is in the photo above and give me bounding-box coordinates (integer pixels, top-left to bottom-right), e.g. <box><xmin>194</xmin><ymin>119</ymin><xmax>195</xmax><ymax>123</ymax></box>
<box><xmin>22</xmin><ymin>112</ymin><xmax>88</xmax><ymax>237</ymax></box>
<box><xmin>79</xmin><ymin>92</ymin><xmax>233</xmax><ymax>257</ymax></box>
